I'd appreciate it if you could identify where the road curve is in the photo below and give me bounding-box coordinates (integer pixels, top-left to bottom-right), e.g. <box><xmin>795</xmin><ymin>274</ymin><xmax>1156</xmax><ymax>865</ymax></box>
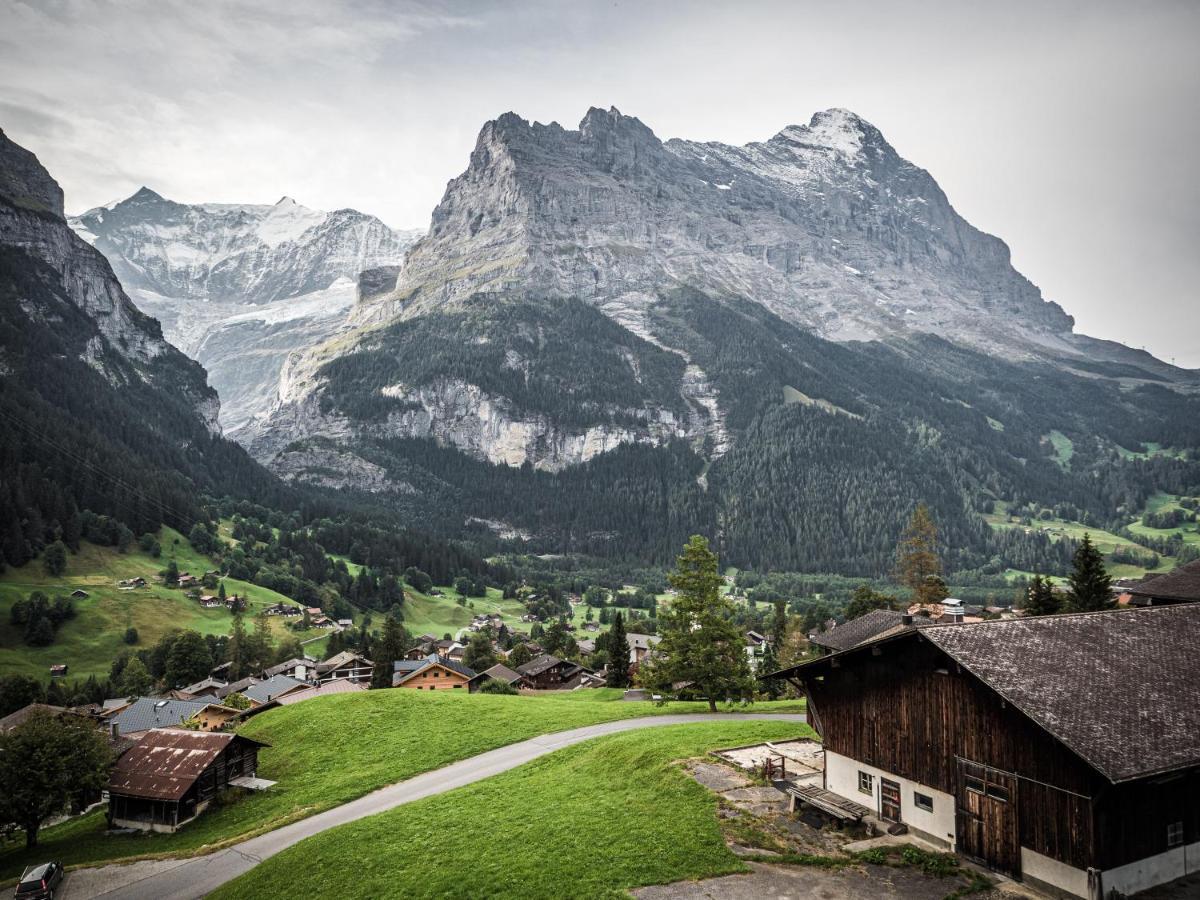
<box><xmin>71</xmin><ymin>713</ymin><xmax>806</xmax><ymax>900</ymax></box>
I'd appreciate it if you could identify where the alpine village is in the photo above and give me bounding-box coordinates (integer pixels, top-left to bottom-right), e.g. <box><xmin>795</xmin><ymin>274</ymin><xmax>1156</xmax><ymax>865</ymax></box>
<box><xmin>2</xmin><ymin>4</ymin><xmax>1199</xmax><ymax>900</ymax></box>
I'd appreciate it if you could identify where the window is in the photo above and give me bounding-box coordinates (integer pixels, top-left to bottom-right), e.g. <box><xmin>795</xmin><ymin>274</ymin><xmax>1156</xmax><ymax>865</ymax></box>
<box><xmin>858</xmin><ymin>772</ymin><xmax>874</xmax><ymax>795</ymax></box>
<box><xmin>914</xmin><ymin>792</ymin><xmax>934</xmax><ymax>813</ymax></box>
<box><xmin>986</xmin><ymin>785</ymin><xmax>1010</xmax><ymax>803</ymax></box>
<box><xmin>965</xmin><ymin>776</ymin><xmax>985</xmax><ymax>795</ymax></box>
<box><xmin>1167</xmin><ymin>822</ymin><xmax>1184</xmax><ymax>848</ymax></box>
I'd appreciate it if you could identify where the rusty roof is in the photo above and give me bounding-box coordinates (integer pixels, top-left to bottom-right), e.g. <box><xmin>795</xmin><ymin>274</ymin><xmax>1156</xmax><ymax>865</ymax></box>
<box><xmin>107</xmin><ymin>729</ymin><xmax>268</xmax><ymax>801</ymax></box>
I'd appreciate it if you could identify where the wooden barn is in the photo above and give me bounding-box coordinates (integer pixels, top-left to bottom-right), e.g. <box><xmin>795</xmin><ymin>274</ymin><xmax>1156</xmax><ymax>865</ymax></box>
<box><xmin>107</xmin><ymin>729</ymin><xmax>269</xmax><ymax>832</ymax></box>
<box><xmin>768</xmin><ymin>604</ymin><xmax>1200</xmax><ymax>898</ymax></box>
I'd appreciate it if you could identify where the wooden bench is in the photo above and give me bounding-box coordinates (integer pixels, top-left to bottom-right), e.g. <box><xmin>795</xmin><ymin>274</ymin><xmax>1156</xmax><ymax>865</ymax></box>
<box><xmin>786</xmin><ymin>784</ymin><xmax>872</xmax><ymax>823</ymax></box>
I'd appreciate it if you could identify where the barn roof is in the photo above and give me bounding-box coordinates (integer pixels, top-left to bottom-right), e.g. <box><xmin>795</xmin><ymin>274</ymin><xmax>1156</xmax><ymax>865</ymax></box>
<box><xmin>919</xmin><ymin>605</ymin><xmax>1200</xmax><ymax>782</ymax></box>
<box><xmin>1126</xmin><ymin>558</ymin><xmax>1200</xmax><ymax>604</ymax></box>
<box><xmin>470</xmin><ymin>663</ymin><xmax>524</xmax><ymax>685</ymax></box>
<box><xmin>516</xmin><ymin>654</ymin><xmax>565</xmax><ymax>677</ymax></box>
<box><xmin>809</xmin><ymin>609</ymin><xmax>915</xmax><ymax>651</ymax></box>
<box><xmin>107</xmin><ymin>729</ymin><xmax>268</xmax><ymax>800</ymax></box>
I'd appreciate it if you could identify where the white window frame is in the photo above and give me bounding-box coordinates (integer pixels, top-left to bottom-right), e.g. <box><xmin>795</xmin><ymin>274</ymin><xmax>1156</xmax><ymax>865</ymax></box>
<box><xmin>858</xmin><ymin>771</ymin><xmax>874</xmax><ymax>795</ymax></box>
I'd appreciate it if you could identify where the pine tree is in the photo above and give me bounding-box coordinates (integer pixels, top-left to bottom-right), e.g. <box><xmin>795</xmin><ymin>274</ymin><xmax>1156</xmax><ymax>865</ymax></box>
<box><xmin>759</xmin><ymin>641</ymin><xmax>782</xmax><ymax>699</ymax></box>
<box><xmin>895</xmin><ymin>503</ymin><xmax>942</xmax><ymax>604</ymax></box>
<box><xmin>370</xmin><ymin>614</ymin><xmax>406</xmax><ymax>689</ymax></box>
<box><xmin>641</xmin><ymin>536</ymin><xmax>754</xmax><ymax>711</ymax></box>
<box><xmin>770</xmin><ymin>599</ymin><xmax>788</xmax><ymax>646</ymax></box>
<box><xmin>607</xmin><ymin>612</ymin><xmax>629</xmax><ymax>687</ymax></box>
<box><xmin>226</xmin><ymin>612</ymin><xmax>248</xmax><ymax>680</ymax></box>
<box><xmin>1022</xmin><ymin>575</ymin><xmax>1062</xmax><ymax>616</ymax></box>
<box><xmin>1067</xmin><ymin>534</ymin><xmax>1114</xmax><ymax>612</ymax></box>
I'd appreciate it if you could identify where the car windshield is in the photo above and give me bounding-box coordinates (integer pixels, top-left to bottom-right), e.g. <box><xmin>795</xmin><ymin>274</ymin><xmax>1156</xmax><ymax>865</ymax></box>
<box><xmin>17</xmin><ymin>864</ymin><xmax>49</xmax><ymax>888</ymax></box>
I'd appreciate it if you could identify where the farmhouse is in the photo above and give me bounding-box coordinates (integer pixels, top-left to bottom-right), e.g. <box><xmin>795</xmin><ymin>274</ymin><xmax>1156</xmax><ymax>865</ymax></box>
<box><xmin>768</xmin><ymin>605</ymin><xmax>1200</xmax><ymax>898</ymax></box>
<box><xmin>107</xmin><ymin>729</ymin><xmax>269</xmax><ymax>833</ymax></box>
<box><xmin>808</xmin><ymin>609</ymin><xmax>919</xmax><ymax>655</ymax></box>
<box><xmin>242</xmin><ymin>674</ymin><xmax>308</xmax><ymax>705</ymax></box>
<box><xmin>625</xmin><ymin>632</ymin><xmax>661</xmax><ymax>665</ymax></box>
<box><xmin>1125</xmin><ymin>558</ymin><xmax>1200</xmax><ymax>606</ymax></box>
<box><xmin>515</xmin><ymin>654</ymin><xmax>590</xmax><ymax>690</ymax></box>
<box><xmin>108</xmin><ymin>697</ymin><xmax>234</xmax><ymax>736</ymax></box>
<box><xmin>315</xmin><ymin>650</ymin><xmax>373</xmax><ymax>684</ymax></box>
<box><xmin>392</xmin><ymin>654</ymin><xmax>476</xmax><ymax>689</ymax></box>
<box><xmin>466</xmin><ymin>663</ymin><xmax>527</xmax><ymax>693</ymax></box>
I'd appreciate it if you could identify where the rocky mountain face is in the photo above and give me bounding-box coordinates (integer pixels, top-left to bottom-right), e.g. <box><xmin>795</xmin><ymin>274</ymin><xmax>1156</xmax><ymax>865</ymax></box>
<box><xmin>70</xmin><ymin>191</ymin><xmax>420</xmax><ymax>434</ymax></box>
<box><xmin>0</xmin><ymin>129</ymin><xmax>285</xmax><ymax>548</ymax></box>
<box><xmin>0</xmin><ymin>130</ymin><xmax>218</xmax><ymax>429</ymax></box>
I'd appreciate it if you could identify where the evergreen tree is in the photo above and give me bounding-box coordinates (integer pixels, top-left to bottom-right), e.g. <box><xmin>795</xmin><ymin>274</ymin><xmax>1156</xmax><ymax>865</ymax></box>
<box><xmin>895</xmin><ymin>503</ymin><xmax>942</xmax><ymax>604</ymax></box>
<box><xmin>164</xmin><ymin>630</ymin><xmax>212</xmax><ymax>687</ymax></box>
<box><xmin>119</xmin><ymin>656</ymin><xmax>152</xmax><ymax>697</ymax></box>
<box><xmin>759</xmin><ymin>641</ymin><xmax>782</xmax><ymax>699</ymax></box>
<box><xmin>226</xmin><ymin>613</ymin><xmax>248</xmax><ymax>680</ymax></box>
<box><xmin>606</xmin><ymin>612</ymin><xmax>629</xmax><ymax>688</ymax></box>
<box><xmin>845</xmin><ymin>584</ymin><xmax>897</xmax><ymax>620</ymax></box>
<box><xmin>462</xmin><ymin>632</ymin><xmax>497</xmax><ymax>673</ymax></box>
<box><xmin>1066</xmin><ymin>534</ymin><xmax>1114</xmax><ymax>612</ymax></box>
<box><xmin>507</xmin><ymin>642</ymin><xmax>533</xmax><ymax>668</ymax></box>
<box><xmin>770</xmin><ymin>599</ymin><xmax>788</xmax><ymax>646</ymax></box>
<box><xmin>371</xmin><ymin>614</ymin><xmax>406</xmax><ymax>689</ymax></box>
<box><xmin>42</xmin><ymin>540</ymin><xmax>67</xmax><ymax>577</ymax></box>
<box><xmin>641</xmin><ymin>536</ymin><xmax>754</xmax><ymax>711</ymax></box>
<box><xmin>1022</xmin><ymin>575</ymin><xmax>1062</xmax><ymax>616</ymax></box>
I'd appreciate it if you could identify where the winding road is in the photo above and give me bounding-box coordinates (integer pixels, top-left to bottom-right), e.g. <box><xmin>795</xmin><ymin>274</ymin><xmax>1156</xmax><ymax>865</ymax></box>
<box><xmin>64</xmin><ymin>712</ymin><xmax>806</xmax><ymax>900</ymax></box>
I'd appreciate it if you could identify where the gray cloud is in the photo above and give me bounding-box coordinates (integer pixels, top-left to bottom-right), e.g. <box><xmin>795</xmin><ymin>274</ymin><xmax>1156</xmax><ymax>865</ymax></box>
<box><xmin>1</xmin><ymin>0</ymin><xmax>1197</xmax><ymax>365</ymax></box>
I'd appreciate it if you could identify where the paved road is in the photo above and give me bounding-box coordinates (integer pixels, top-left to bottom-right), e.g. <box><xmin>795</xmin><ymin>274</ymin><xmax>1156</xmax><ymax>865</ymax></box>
<box><xmin>66</xmin><ymin>713</ymin><xmax>805</xmax><ymax>900</ymax></box>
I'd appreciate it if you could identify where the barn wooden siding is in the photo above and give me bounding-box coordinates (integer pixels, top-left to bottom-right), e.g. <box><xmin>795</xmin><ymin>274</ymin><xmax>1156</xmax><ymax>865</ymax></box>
<box><xmin>802</xmin><ymin>640</ymin><xmax>1098</xmax><ymax>868</ymax></box>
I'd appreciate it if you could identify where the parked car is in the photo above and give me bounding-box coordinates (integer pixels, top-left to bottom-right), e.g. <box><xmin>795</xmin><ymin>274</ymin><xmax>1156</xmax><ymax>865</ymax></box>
<box><xmin>14</xmin><ymin>862</ymin><xmax>63</xmax><ymax>899</ymax></box>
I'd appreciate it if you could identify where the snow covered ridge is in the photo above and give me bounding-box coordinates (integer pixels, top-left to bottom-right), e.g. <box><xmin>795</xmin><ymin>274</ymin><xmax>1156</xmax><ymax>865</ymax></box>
<box><xmin>68</xmin><ymin>187</ymin><xmax>422</xmax><ymax>435</ymax></box>
<box><xmin>68</xmin><ymin>188</ymin><xmax>421</xmax><ymax>305</ymax></box>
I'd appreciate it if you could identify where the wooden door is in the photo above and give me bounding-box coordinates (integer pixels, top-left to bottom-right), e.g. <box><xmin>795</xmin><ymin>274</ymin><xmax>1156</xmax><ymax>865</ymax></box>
<box><xmin>880</xmin><ymin>778</ymin><xmax>902</xmax><ymax>823</ymax></box>
<box><xmin>956</xmin><ymin>759</ymin><xmax>1020</xmax><ymax>878</ymax></box>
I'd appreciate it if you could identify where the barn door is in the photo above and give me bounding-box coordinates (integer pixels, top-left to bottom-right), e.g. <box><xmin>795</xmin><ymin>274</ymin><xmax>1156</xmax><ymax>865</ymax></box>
<box><xmin>880</xmin><ymin>778</ymin><xmax>902</xmax><ymax>823</ymax></box>
<box><xmin>956</xmin><ymin>759</ymin><xmax>1020</xmax><ymax>878</ymax></box>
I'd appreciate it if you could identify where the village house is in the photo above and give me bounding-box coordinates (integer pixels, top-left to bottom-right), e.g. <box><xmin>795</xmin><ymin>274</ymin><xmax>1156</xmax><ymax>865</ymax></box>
<box><xmin>1123</xmin><ymin>558</ymin><xmax>1200</xmax><ymax>607</ymax></box>
<box><xmin>70</xmin><ymin>588</ymin><xmax>88</xmax><ymax>599</ymax></box>
<box><xmin>625</xmin><ymin>632</ymin><xmax>661</xmax><ymax>665</ymax></box>
<box><xmin>515</xmin><ymin>654</ymin><xmax>591</xmax><ymax>690</ymax></box>
<box><xmin>263</xmin><ymin>603</ymin><xmax>301</xmax><ymax>617</ymax></box>
<box><xmin>392</xmin><ymin>654</ymin><xmax>476</xmax><ymax>689</ymax></box>
<box><xmin>177</xmin><ymin>573</ymin><xmax>198</xmax><ymax>588</ymax></box>
<box><xmin>242</xmin><ymin>674</ymin><xmax>309</xmax><ymax>705</ymax></box>
<box><xmin>262</xmin><ymin>656</ymin><xmax>316</xmax><ymax>682</ymax></box>
<box><xmin>809</xmin><ymin>609</ymin><xmax>922</xmax><ymax>655</ymax></box>
<box><xmin>107</xmin><ymin>729</ymin><xmax>269</xmax><ymax>833</ymax></box>
<box><xmin>466</xmin><ymin>663</ymin><xmax>527</xmax><ymax>693</ymax></box>
<box><xmin>198</xmin><ymin>594</ymin><xmax>221</xmax><ymax>608</ymax></box>
<box><xmin>107</xmin><ymin>697</ymin><xmax>235</xmax><ymax>738</ymax></box>
<box><xmin>276</xmin><ymin>679</ymin><xmax>365</xmax><ymax>705</ymax></box>
<box><xmin>769</xmin><ymin>605</ymin><xmax>1200</xmax><ymax>898</ymax></box>
<box><xmin>314</xmin><ymin>650</ymin><xmax>373</xmax><ymax>684</ymax></box>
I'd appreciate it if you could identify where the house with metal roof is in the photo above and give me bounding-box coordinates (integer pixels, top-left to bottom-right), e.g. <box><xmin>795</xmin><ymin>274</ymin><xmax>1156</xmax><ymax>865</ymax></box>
<box><xmin>315</xmin><ymin>650</ymin><xmax>373</xmax><ymax>684</ymax></box>
<box><xmin>107</xmin><ymin>697</ymin><xmax>218</xmax><ymax>737</ymax></box>
<box><xmin>242</xmin><ymin>674</ymin><xmax>309</xmax><ymax>706</ymax></box>
<box><xmin>807</xmin><ymin>608</ymin><xmax>923</xmax><ymax>654</ymax></box>
<box><xmin>391</xmin><ymin>654</ymin><xmax>476</xmax><ymax>690</ymax></box>
<box><xmin>466</xmin><ymin>663</ymin><xmax>527</xmax><ymax>693</ymax></box>
<box><xmin>107</xmin><ymin>729</ymin><xmax>269</xmax><ymax>832</ymax></box>
<box><xmin>767</xmin><ymin>604</ymin><xmax>1200</xmax><ymax>898</ymax></box>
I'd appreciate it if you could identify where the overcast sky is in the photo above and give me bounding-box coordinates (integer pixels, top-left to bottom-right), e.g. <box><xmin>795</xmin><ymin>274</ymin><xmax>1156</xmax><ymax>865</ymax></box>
<box><xmin>2</xmin><ymin>0</ymin><xmax>1197</xmax><ymax>366</ymax></box>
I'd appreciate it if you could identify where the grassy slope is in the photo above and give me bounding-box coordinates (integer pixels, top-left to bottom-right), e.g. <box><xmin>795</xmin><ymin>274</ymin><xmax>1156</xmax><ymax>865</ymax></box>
<box><xmin>212</xmin><ymin>720</ymin><xmax>808</xmax><ymax>900</ymax></box>
<box><xmin>0</xmin><ymin>528</ymin><xmax>319</xmax><ymax>681</ymax></box>
<box><xmin>0</xmin><ymin>690</ymin><xmax>804</xmax><ymax>878</ymax></box>
<box><xmin>401</xmin><ymin>585</ymin><xmax>527</xmax><ymax>638</ymax></box>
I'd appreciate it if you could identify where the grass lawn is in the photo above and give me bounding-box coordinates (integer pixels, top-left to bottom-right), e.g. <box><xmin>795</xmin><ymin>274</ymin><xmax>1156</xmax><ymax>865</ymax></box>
<box><xmin>0</xmin><ymin>690</ymin><xmax>804</xmax><ymax>880</ymax></box>
<box><xmin>0</xmin><ymin>528</ymin><xmax>316</xmax><ymax>682</ymax></box>
<box><xmin>985</xmin><ymin>511</ymin><xmax>1176</xmax><ymax>578</ymax></box>
<box><xmin>211</xmin><ymin>720</ymin><xmax>809</xmax><ymax>900</ymax></box>
<box><xmin>401</xmin><ymin>585</ymin><xmax>527</xmax><ymax>638</ymax></box>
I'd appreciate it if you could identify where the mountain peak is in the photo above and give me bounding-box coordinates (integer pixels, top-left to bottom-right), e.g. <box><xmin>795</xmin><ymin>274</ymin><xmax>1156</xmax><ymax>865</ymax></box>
<box><xmin>0</xmin><ymin>128</ymin><xmax>66</xmax><ymax>218</ymax></box>
<box><xmin>129</xmin><ymin>185</ymin><xmax>165</xmax><ymax>203</ymax></box>
<box><xmin>771</xmin><ymin>107</ymin><xmax>884</xmax><ymax>158</ymax></box>
<box><xmin>275</xmin><ymin>195</ymin><xmax>298</xmax><ymax>207</ymax></box>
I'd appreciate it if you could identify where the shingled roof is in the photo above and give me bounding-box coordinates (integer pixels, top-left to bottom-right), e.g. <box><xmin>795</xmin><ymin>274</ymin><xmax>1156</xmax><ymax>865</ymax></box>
<box><xmin>920</xmin><ymin>605</ymin><xmax>1200</xmax><ymax>783</ymax></box>
<box><xmin>1126</xmin><ymin>558</ymin><xmax>1200</xmax><ymax>604</ymax></box>
<box><xmin>809</xmin><ymin>609</ymin><xmax>916</xmax><ymax>652</ymax></box>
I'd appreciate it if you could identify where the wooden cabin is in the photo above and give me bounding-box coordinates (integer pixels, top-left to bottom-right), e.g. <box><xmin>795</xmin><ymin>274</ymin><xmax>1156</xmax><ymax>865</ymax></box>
<box><xmin>391</xmin><ymin>654</ymin><xmax>475</xmax><ymax>690</ymax></box>
<box><xmin>107</xmin><ymin>729</ymin><xmax>269</xmax><ymax>832</ymax></box>
<box><xmin>515</xmin><ymin>654</ymin><xmax>586</xmax><ymax>690</ymax></box>
<box><xmin>769</xmin><ymin>605</ymin><xmax>1200</xmax><ymax>898</ymax></box>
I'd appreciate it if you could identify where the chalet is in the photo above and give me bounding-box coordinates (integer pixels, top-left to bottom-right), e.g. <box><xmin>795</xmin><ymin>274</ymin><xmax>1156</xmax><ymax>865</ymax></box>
<box><xmin>49</xmin><ymin>664</ymin><xmax>68</xmax><ymax>678</ymax></box>
<box><xmin>745</xmin><ymin>630</ymin><xmax>770</xmax><ymax>671</ymax></box>
<box><xmin>108</xmin><ymin>697</ymin><xmax>227</xmax><ymax>738</ymax></box>
<box><xmin>312</xmin><ymin>616</ymin><xmax>334</xmax><ymax>628</ymax></box>
<box><xmin>1125</xmin><ymin>558</ymin><xmax>1200</xmax><ymax>607</ymax></box>
<box><xmin>314</xmin><ymin>651</ymin><xmax>373</xmax><ymax>684</ymax></box>
<box><xmin>118</xmin><ymin>577</ymin><xmax>147</xmax><ymax>588</ymax></box>
<box><xmin>808</xmin><ymin>609</ymin><xmax>923</xmax><ymax>655</ymax></box>
<box><xmin>242</xmin><ymin>675</ymin><xmax>308</xmax><ymax>705</ymax></box>
<box><xmin>179</xmin><ymin>677</ymin><xmax>229</xmax><ymax>699</ymax></box>
<box><xmin>198</xmin><ymin>594</ymin><xmax>221</xmax><ymax>608</ymax></box>
<box><xmin>216</xmin><ymin>676</ymin><xmax>259</xmax><ymax>700</ymax></box>
<box><xmin>70</xmin><ymin>589</ymin><xmax>88</xmax><ymax>599</ymax></box>
<box><xmin>515</xmin><ymin>654</ymin><xmax>589</xmax><ymax>690</ymax></box>
<box><xmin>392</xmin><ymin>654</ymin><xmax>476</xmax><ymax>690</ymax></box>
<box><xmin>107</xmin><ymin>729</ymin><xmax>269</xmax><ymax>833</ymax></box>
<box><xmin>336</xmin><ymin>618</ymin><xmax>354</xmax><ymax>629</ymax></box>
<box><xmin>625</xmin><ymin>632</ymin><xmax>661</xmax><ymax>665</ymax></box>
<box><xmin>177</xmin><ymin>574</ymin><xmax>198</xmax><ymax>588</ymax></box>
<box><xmin>304</xmin><ymin>606</ymin><xmax>323</xmax><ymax>619</ymax></box>
<box><xmin>262</xmin><ymin>657</ymin><xmax>316</xmax><ymax>682</ymax></box>
<box><xmin>224</xmin><ymin>594</ymin><xmax>246</xmax><ymax>613</ymax></box>
<box><xmin>576</xmin><ymin>638</ymin><xmax>596</xmax><ymax>655</ymax></box>
<box><xmin>768</xmin><ymin>605</ymin><xmax>1200</xmax><ymax>898</ymax></box>
<box><xmin>264</xmin><ymin>603</ymin><xmax>301</xmax><ymax>617</ymax></box>
<box><xmin>0</xmin><ymin>703</ymin><xmax>68</xmax><ymax>733</ymax></box>
<box><xmin>466</xmin><ymin>663</ymin><xmax>528</xmax><ymax>693</ymax></box>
